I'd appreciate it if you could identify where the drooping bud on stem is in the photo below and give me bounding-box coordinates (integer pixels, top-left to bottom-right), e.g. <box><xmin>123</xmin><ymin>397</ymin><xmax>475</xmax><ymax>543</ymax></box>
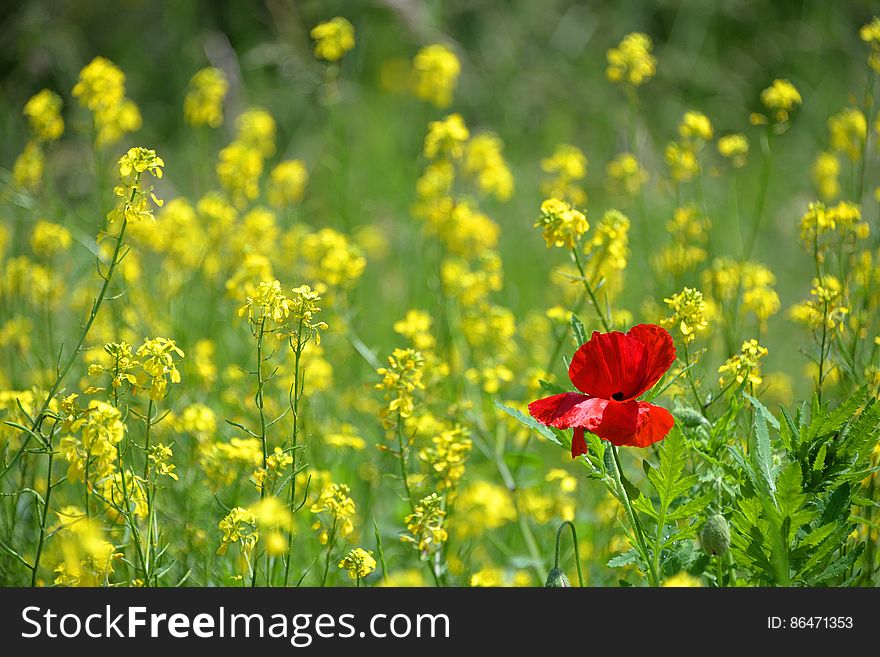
<box><xmin>545</xmin><ymin>520</ymin><xmax>584</xmax><ymax>587</ymax></box>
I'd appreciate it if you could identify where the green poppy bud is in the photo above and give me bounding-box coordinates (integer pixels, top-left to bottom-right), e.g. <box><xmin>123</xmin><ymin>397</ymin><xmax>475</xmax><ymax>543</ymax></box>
<box><xmin>545</xmin><ymin>567</ymin><xmax>571</xmax><ymax>587</ymax></box>
<box><xmin>700</xmin><ymin>513</ymin><xmax>730</xmax><ymax>556</ymax></box>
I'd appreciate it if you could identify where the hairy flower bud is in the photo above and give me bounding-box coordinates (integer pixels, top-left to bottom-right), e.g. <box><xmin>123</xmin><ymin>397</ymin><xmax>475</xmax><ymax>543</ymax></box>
<box><xmin>701</xmin><ymin>514</ymin><xmax>731</xmax><ymax>556</ymax></box>
<box><xmin>545</xmin><ymin>567</ymin><xmax>571</xmax><ymax>587</ymax></box>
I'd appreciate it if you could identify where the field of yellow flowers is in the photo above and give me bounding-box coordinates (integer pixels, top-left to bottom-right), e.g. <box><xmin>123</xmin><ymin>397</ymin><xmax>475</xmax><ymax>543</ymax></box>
<box><xmin>1</xmin><ymin>2</ymin><xmax>879</xmax><ymax>588</ymax></box>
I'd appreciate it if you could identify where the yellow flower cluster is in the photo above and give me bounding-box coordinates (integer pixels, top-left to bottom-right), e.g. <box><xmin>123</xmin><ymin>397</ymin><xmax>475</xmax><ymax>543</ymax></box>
<box><xmin>23</xmin><ymin>89</ymin><xmax>64</xmax><ymax>142</ymax></box>
<box><xmin>107</xmin><ymin>147</ymin><xmax>165</xmax><ymax>224</ymax></box>
<box><xmin>812</xmin><ymin>152</ymin><xmax>840</xmax><ymax>201</ymax></box>
<box><xmin>323</xmin><ymin>424</ymin><xmax>367</xmax><ymax>450</ymax></box>
<box><xmin>828</xmin><ymin>108</ymin><xmax>867</xmax><ymax>161</ymax></box>
<box><xmin>216</xmin><ymin>108</ymin><xmax>277</xmax><ymax>208</ymax></box>
<box><xmin>542</xmin><ymin>143</ymin><xmax>587</xmax><ymax>205</ymax></box>
<box><xmin>652</xmin><ymin>205</ymin><xmax>709</xmax><ymax>276</ymax></box>
<box><xmin>717</xmin><ymin>133</ymin><xmax>749</xmax><ymax>167</ymax></box>
<box><xmin>662</xmin><ymin>287</ymin><xmax>710</xmax><ymax>344</ymax></box>
<box><xmin>756</xmin><ymin>79</ymin><xmax>802</xmax><ymax>125</ymax></box>
<box><xmin>338</xmin><ymin>547</ymin><xmax>376</xmax><ymax>580</ymax></box>
<box><xmin>53</xmin><ymin>508</ymin><xmax>121</xmax><ymax>587</ymax></box>
<box><xmin>60</xmin><ymin>400</ymin><xmax>125</xmax><ymax>484</ymax></box>
<box><xmin>300</xmin><ymin>228</ymin><xmax>366</xmax><ymax>288</ymax></box>
<box><xmin>267</xmin><ymin>160</ymin><xmax>309</xmax><ymax>208</ymax></box>
<box><xmin>136</xmin><ymin>337</ymin><xmax>184</xmax><ymax>400</ymax></box>
<box><xmin>464</xmin><ymin>133</ymin><xmax>514</xmax><ymax>201</ymax></box>
<box><xmin>859</xmin><ymin>16</ymin><xmax>880</xmax><ymax>71</ymax></box>
<box><xmin>789</xmin><ymin>275</ymin><xmax>849</xmax><ymax>333</ymax></box>
<box><xmin>402</xmin><ymin>492</ymin><xmax>447</xmax><ymax>557</ymax></box>
<box><xmin>239</xmin><ymin>279</ymin><xmax>292</xmax><ymax>327</ymax></box>
<box><xmin>291</xmin><ymin>283</ymin><xmax>329</xmax><ymax>333</ymax></box>
<box><xmin>13</xmin><ymin>141</ymin><xmax>44</xmax><ymax>191</ymax></box>
<box><xmin>418</xmin><ymin>424</ymin><xmax>472</xmax><ymax>492</ymax></box>
<box><xmin>535</xmin><ymin>198</ymin><xmax>588</xmax><ymax>249</ymax></box>
<box><xmin>799</xmin><ymin>201</ymin><xmax>868</xmax><ymax>249</ymax></box>
<box><xmin>702</xmin><ymin>258</ymin><xmax>780</xmax><ymax>326</ymax></box>
<box><xmin>250</xmin><ymin>497</ymin><xmax>294</xmax><ymax>556</ymax></box>
<box><xmin>184</xmin><ymin>67</ymin><xmax>229</xmax><ymax>128</ymax></box>
<box><xmin>217</xmin><ymin>507</ymin><xmax>258</xmax><ymax>556</ymax></box>
<box><xmin>30</xmin><ymin>220</ymin><xmax>72</xmax><ymax>258</ymax></box>
<box><xmin>311</xmin><ymin>17</ymin><xmax>355</xmax><ymax>62</ymax></box>
<box><xmin>665</xmin><ymin>140</ymin><xmax>700</xmax><ymax>183</ymax></box>
<box><xmin>423</xmin><ymin>113</ymin><xmax>470</xmax><ymax>160</ymax></box>
<box><xmin>199</xmin><ymin>438</ymin><xmax>262</xmax><ymax>488</ymax></box>
<box><xmin>376</xmin><ymin>348</ymin><xmax>426</xmax><ymax>428</ymax></box>
<box><xmin>718</xmin><ymin>339</ymin><xmax>769</xmax><ymax>386</ymax></box>
<box><xmin>412</xmin><ymin>44</ymin><xmax>460</xmax><ymax>108</ymax></box>
<box><xmin>451</xmin><ymin>481</ymin><xmax>515</xmax><ymax>539</ymax></box>
<box><xmin>679</xmin><ymin>111</ymin><xmax>713</xmax><ymax>142</ymax></box>
<box><xmin>606</xmin><ymin>32</ymin><xmax>656</xmax><ymax>87</ymax></box>
<box><xmin>310</xmin><ymin>482</ymin><xmax>356</xmax><ymax>544</ymax></box>
<box><xmin>148</xmin><ymin>443</ymin><xmax>178</xmax><ymax>480</ymax></box>
<box><xmin>605</xmin><ymin>152</ymin><xmax>648</xmax><ymax>196</ymax></box>
<box><xmin>72</xmin><ymin>56</ymin><xmax>142</xmax><ymax>147</ymax></box>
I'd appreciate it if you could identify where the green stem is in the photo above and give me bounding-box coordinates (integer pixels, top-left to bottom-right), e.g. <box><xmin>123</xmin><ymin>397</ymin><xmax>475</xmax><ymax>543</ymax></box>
<box><xmin>30</xmin><ymin>425</ymin><xmax>56</xmax><ymax>587</ymax></box>
<box><xmin>142</xmin><ymin>399</ymin><xmax>155</xmax><ymax>585</ymax></box>
<box><xmin>609</xmin><ymin>445</ymin><xmax>659</xmax><ymax>586</ymax></box>
<box><xmin>553</xmin><ymin>520</ymin><xmax>584</xmax><ymax>587</ymax></box>
<box><xmin>283</xmin><ymin>328</ymin><xmax>305</xmax><ymax>587</ymax></box>
<box><xmin>572</xmin><ymin>247</ymin><xmax>611</xmax><ymax>332</ymax></box>
<box><xmin>856</xmin><ymin>70</ymin><xmax>875</xmax><ymax>203</ymax></box>
<box><xmin>743</xmin><ymin>128</ymin><xmax>772</xmax><ymax>260</ymax></box>
<box><xmin>320</xmin><ymin>520</ymin><xmax>338</xmax><ymax>587</ymax></box>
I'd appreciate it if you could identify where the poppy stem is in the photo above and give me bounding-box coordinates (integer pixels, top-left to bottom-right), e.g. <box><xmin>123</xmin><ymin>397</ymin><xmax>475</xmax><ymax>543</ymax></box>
<box><xmin>609</xmin><ymin>445</ymin><xmax>660</xmax><ymax>587</ymax></box>
<box><xmin>553</xmin><ymin>520</ymin><xmax>585</xmax><ymax>587</ymax></box>
<box><xmin>571</xmin><ymin>248</ymin><xmax>612</xmax><ymax>332</ymax></box>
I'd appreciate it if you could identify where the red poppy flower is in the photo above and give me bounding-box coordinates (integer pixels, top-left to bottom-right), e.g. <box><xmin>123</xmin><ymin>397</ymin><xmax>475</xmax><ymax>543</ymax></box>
<box><xmin>528</xmin><ymin>324</ymin><xmax>676</xmax><ymax>458</ymax></box>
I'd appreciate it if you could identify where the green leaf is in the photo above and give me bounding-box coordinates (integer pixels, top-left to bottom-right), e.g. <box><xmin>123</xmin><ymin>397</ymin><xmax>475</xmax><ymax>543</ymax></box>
<box><xmin>538</xmin><ymin>379</ymin><xmax>568</xmax><ymax>395</ymax></box>
<box><xmin>812</xmin><ymin>443</ymin><xmax>827</xmax><ymax>473</ymax></box>
<box><xmin>805</xmin><ymin>387</ymin><xmax>868</xmax><ymax>443</ymax></box>
<box><xmin>494</xmin><ymin>401</ymin><xmax>561</xmax><ymax>447</ymax></box>
<box><xmin>744</xmin><ymin>393</ymin><xmax>780</xmax><ymax>430</ymax></box>
<box><xmin>570</xmin><ymin>313</ymin><xmax>588</xmax><ymax>346</ymax></box>
<box><xmin>819</xmin><ymin>484</ymin><xmax>850</xmax><ymax>526</ymax></box>
<box><xmin>607</xmin><ymin>550</ymin><xmax>638</xmax><ymax>568</ymax></box>
<box><xmin>647</xmin><ymin>427</ymin><xmax>690</xmax><ymax>513</ymax></box>
<box><xmin>665</xmin><ymin>493</ymin><xmax>713</xmax><ymax>522</ymax></box>
<box><xmin>749</xmin><ymin>406</ymin><xmax>776</xmax><ymax>505</ymax></box>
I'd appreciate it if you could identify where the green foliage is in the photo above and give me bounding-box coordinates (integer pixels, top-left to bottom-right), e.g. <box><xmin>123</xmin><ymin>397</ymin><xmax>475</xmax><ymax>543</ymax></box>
<box><xmin>729</xmin><ymin>388</ymin><xmax>879</xmax><ymax>586</ymax></box>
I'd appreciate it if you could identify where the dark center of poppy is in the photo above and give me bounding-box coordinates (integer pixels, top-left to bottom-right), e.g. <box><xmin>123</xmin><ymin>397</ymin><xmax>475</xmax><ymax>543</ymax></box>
<box><xmin>611</xmin><ymin>392</ymin><xmax>625</xmax><ymax>401</ymax></box>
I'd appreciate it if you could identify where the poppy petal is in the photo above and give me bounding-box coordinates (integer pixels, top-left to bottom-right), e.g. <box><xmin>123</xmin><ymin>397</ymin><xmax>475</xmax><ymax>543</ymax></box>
<box><xmin>571</xmin><ymin>427</ymin><xmax>588</xmax><ymax>458</ymax></box>
<box><xmin>568</xmin><ymin>331</ymin><xmax>648</xmax><ymax>399</ymax></box>
<box><xmin>591</xmin><ymin>399</ymin><xmax>641</xmax><ymax>445</ymax></box>
<box><xmin>623</xmin><ymin>402</ymin><xmax>675</xmax><ymax>448</ymax></box>
<box><xmin>528</xmin><ymin>392</ymin><xmax>607</xmax><ymax>430</ymax></box>
<box><xmin>627</xmin><ymin>324</ymin><xmax>676</xmax><ymax>395</ymax></box>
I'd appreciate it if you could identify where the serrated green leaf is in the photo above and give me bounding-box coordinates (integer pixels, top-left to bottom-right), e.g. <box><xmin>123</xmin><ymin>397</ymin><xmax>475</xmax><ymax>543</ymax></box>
<box><xmin>749</xmin><ymin>406</ymin><xmax>776</xmax><ymax>505</ymax></box>
<box><xmin>539</xmin><ymin>379</ymin><xmax>568</xmax><ymax>395</ymax></box>
<box><xmin>744</xmin><ymin>393</ymin><xmax>780</xmax><ymax>430</ymax></box>
<box><xmin>647</xmin><ymin>427</ymin><xmax>689</xmax><ymax>513</ymax></box>
<box><xmin>812</xmin><ymin>443</ymin><xmax>827</xmax><ymax>473</ymax></box>
<box><xmin>607</xmin><ymin>550</ymin><xmax>638</xmax><ymax>568</ymax></box>
<box><xmin>806</xmin><ymin>387</ymin><xmax>868</xmax><ymax>442</ymax></box>
<box><xmin>799</xmin><ymin>521</ymin><xmax>837</xmax><ymax>548</ymax></box>
<box><xmin>819</xmin><ymin>484</ymin><xmax>851</xmax><ymax>525</ymax></box>
<box><xmin>665</xmin><ymin>493</ymin><xmax>713</xmax><ymax>521</ymax></box>
<box><xmin>494</xmin><ymin>401</ymin><xmax>562</xmax><ymax>447</ymax></box>
<box><xmin>570</xmin><ymin>313</ymin><xmax>588</xmax><ymax>346</ymax></box>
